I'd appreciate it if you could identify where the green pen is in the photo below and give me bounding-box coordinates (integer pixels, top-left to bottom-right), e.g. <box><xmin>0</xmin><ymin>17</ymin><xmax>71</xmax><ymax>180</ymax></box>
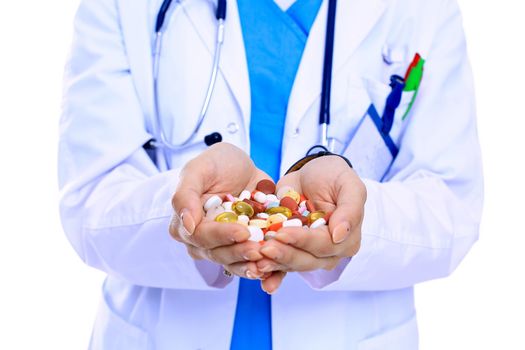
<box><xmin>402</xmin><ymin>55</ymin><xmax>425</xmax><ymax>120</ymax></box>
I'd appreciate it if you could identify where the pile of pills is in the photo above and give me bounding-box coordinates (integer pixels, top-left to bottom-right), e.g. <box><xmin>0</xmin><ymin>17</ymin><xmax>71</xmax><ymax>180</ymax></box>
<box><xmin>203</xmin><ymin>180</ymin><xmax>331</xmax><ymax>242</ymax></box>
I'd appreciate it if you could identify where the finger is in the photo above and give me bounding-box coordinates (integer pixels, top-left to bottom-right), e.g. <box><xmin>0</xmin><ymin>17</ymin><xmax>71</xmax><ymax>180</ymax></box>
<box><xmin>171</xmin><ymin>166</ymin><xmax>208</xmax><ymax>236</ymax></box>
<box><xmin>329</xmin><ymin>171</ymin><xmax>366</xmax><ymax>244</ymax></box>
<box><xmin>186</xmin><ymin>222</ymin><xmax>250</xmax><ymax>249</ymax></box>
<box><xmin>259</xmin><ymin>240</ymin><xmax>340</xmax><ymax>271</ymax></box>
<box><xmin>207</xmin><ymin>241</ymin><xmax>264</xmax><ymax>265</ymax></box>
<box><xmin>224</xmin><ymin>261</ymin><xmax>263</xmax><ymax>280</ymax></box>
<box><xmin>261</xmin><ymin>271</ymin><xmax>287</xmax><ymax>294</ymax></box>
<box><xmin>274</xmin><ymin>172</ymin><xmax>301</xmax><ymax>197</ymax></box>
<box><xmin>186</xmin><ymin>245</ymin><xmax>207</xmax><ymax>260</ymax></box>
<box><xmin>273</xmin><ymin>226</ymin><xmax>344</xmax><ymax>258</ymax></box>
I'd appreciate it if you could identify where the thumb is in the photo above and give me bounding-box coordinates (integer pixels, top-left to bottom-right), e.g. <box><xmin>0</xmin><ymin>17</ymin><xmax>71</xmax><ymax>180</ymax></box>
<box><xmin>328</xmin><ymin>176</ymin><xmax>366</xmax><ymax>244</ymax></box>
<box><xmin>171</xmin><ymin>174</ymin><xmax>205</xmax><ymax>236</ymax></box>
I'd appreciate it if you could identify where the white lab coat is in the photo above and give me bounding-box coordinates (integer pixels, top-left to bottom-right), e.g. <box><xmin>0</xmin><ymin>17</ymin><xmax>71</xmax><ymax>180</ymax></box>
<box><xmin>59</xmin><ymin>0</ymin><xmax>483</xmax><ymax>349</ymax></box>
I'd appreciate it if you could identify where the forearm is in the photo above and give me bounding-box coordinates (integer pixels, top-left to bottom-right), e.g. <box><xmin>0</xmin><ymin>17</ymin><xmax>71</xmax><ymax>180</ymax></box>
<box><xmin>60</xmin><ymin>149</ymin><xmax>230</xmax><ymax>289</ymax></box>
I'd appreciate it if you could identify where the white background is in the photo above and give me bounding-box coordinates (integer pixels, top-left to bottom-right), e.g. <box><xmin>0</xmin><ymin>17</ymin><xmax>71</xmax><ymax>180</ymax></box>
<box><xmin>0</xmin><ymin>0</ymin><xmax>523</xmax><ymax>349</ymax></box>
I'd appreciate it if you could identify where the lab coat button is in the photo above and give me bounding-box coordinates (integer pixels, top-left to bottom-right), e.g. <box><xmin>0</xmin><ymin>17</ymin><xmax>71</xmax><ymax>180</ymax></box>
<box><xmin>291</xmin><ymin>128</ymin><xmax>300</xmax><ymax>137</ymax></box>
<box><xmin>227</xmin><ymin>122</ymin><xmax>239</xmax><ymax>134</ymax></box>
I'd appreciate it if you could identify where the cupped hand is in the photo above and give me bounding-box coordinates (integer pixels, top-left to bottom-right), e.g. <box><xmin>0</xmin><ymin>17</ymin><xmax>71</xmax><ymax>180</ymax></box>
<box><xmin>170</xmin><ymin>143</ymin><xmax>271</xmax><ymax>280</ymax></box>
<box><xmin>257</xmin><ymin>156</ymin><xmax>366</xmax><ymax>292</ymax></box>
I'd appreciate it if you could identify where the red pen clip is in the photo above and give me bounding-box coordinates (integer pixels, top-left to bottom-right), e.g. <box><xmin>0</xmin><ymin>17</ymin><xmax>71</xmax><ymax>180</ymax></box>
<box><xmin>404</xmin><ymin>53</ymin><xmax>422</xmax><ymax>81</ymax></box>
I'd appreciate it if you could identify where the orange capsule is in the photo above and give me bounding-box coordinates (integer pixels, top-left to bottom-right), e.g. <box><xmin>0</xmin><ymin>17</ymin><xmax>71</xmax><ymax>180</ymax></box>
<box><xmin>324</xmin><ymin>211</ymin><xmax>333</xmax><ymax>224</ymax></box>
<box><xmin>268</xmin><ymin>222</ymin><xmax>283</xmax><ymax>232</ymax></box>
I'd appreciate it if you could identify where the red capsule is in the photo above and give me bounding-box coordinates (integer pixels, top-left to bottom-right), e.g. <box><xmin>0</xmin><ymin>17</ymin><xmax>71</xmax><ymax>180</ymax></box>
<box><xmin>306</xmin><ymin>200</ymin><xmax>316</xmax><ymax>212</ymax></box>
<box><xmin>243</xmin><ymin>199</ymin><xmax>266</xmax><ymax>214</ymax></box>
<box><xmin>256</xmin><ymin>179</ymin><xmax>277</xmax><ymax>195</ymax></box>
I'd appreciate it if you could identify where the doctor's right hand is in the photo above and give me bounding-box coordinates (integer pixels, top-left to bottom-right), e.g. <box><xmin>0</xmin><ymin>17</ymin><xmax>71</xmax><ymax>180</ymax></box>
<box><xmin>170</xmin><ymin>143</ymin><xmax>270</xmax><ymax>280</ymax></box>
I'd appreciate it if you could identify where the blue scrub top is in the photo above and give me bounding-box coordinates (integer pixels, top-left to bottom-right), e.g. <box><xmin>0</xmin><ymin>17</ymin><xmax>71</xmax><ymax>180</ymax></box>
<box><xmin>230</xmin><ymin>1</ymin><xmax>322</xmax><ymax>349</ymax></box>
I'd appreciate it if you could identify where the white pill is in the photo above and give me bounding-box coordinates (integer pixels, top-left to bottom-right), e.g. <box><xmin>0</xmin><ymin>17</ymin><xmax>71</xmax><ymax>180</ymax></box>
<box><xmin>204</xmin><ymin>195</ymin><xmax>223</xmax><ymax>211</ymax></box>
<box><xmin>256</xmin><ymin>212</ymin><xmax>270</xmax><ymax>219</ymax></box>
<box><xmin>299</xmin><ymin>200</ymin><xmax>307</xmax><ymax>208</ymax></box>
<box><xmin>253</xmin><ymin>191</ymin><xmax>267</xmax><ymax>203</ymax></box>
<box><xmin>310</xmin><ymin>218</ymin><xmax>327</xmax><ymax>229</ymax></box>
<box><xmin>239</xmin><ymin>190</ymin><xmax>251</xmax><ymax>201</ymax></box>
<box><xmin>237</xmin><ymin>215</ymin><xmax>250</xmax><ymax>224</ymax></box>
<box><xmin>283</xmin><ymin>218</ymin><xmax>303</xmax><ymax>227</ymax></box>
<box><xmin>248</xmin><ymin>226</ymin><xmax>264</xmax><ymax>242</ymax></box>
<box><xmin>222</xmin><ymin>201</ymin><xmax>233</xmax><ymax>212</ymax></box>
<box><xmin>276</xmin><ymin>186</ymin><xmax>293</xmax><ymax>200</ymax></box>
<box><xmin>205</xmin><ymin>206</ymin><xmax>224</xmax><ymax>219</ymax></box>
<box><xmin>266</xmin><ymin>194</ymin><xmax>278</xmax><ymax>203</ymax></box>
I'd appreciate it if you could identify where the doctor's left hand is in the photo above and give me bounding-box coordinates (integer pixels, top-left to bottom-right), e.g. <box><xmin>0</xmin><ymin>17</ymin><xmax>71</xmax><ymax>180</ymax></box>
<box><xmin>256</xmin><ymin>156</ymin><xmax>366</xmax><ymax>291</ymax></box>
<box><xmin>170</xmin><ymin>143</ymin><xmax>272</xmax><ymax>280</ymax></box>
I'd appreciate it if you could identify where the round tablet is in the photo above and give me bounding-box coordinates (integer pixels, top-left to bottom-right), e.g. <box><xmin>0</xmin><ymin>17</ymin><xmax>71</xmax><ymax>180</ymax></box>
<box><xmin>280</xmin><ymin>196</ymin><xmax>299</xmax><ymax>211</ymax></box>
<box><xmin>256</xmin><ymin>179</ymin><xmax>276</xmax><ymax>195</ymax></box>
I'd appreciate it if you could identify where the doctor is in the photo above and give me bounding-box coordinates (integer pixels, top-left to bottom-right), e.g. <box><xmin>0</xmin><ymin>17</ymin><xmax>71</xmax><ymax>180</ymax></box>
<box><xmin>59</xmin><ymin>0</ymin><xmax>483</xmax><ymax>349</ymax></box>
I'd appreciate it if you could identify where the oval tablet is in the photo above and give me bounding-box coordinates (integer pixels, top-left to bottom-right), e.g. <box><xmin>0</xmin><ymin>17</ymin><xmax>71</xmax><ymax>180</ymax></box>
<box><xmin>215</xmin><ymin>212</ymin><xmax>238</xmax><ymax>223</ymax></box>
<box><xmin>266</xmin><ymin>206</ymin><xmax>292</xmax><ymax>218</ymax></box>
<box><xmin>204</xmin><ymin>195</ymin><xmax>223</xmax><ymax>211</ymax></box>
<box><xmin>232</xmin><ymin>201</ymin><xmax>255</xmax><ymax>217</ymax></box>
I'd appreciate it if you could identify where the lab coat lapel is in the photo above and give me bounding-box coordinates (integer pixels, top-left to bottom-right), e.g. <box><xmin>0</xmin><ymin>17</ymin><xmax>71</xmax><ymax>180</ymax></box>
<box><xmin>117</xmin><ymin>0</ymin><xmax>157</xmax><ymax>124</ymax></box>
<box><xmin>183</xmin><ymin>0</ymin><xmax>251</xmax><ymax>132</ymax></box>
<box><xmin>285</xmin><ymin>0</ymin><xmax>387</xmax><ymax>134</ymax></box>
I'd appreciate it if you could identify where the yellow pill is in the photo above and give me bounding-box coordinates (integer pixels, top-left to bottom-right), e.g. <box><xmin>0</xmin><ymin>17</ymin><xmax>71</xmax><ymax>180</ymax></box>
<box><xmin>268</xmin><ymin>214</ymin><xmax>286</xmax><ymax>226</ymax></box>
<box><xmin>215</xmin><ymin>212</ymin><xmax>238</xmax><ymax>223</ymax></box>
<box><xmin>308</xmin><ymin>211</ymin><xmax>326</xmax><ymax>224</ymax></box>
<box><xmin>283</xmin><ymin>190</ymin><xmax>301</xmax><ymax>204</ymax></box>
<box><xmin>232</xmin><ymin>201</ymin><xmax>255</xmax><ymax>217</ymax></box>
<box><xmin>266</xmin><ymin>206</ymin><xmax>293</xmax><ymax>218</ymax></box>
<box><xmin>249</xmin><ymin>219</ymin><xmax>268</xmax><ymax>229</ymax></box>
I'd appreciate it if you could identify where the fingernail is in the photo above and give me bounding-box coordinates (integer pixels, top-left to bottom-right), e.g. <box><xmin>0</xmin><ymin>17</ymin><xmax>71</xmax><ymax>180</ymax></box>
<box><xmin>275</xmin><ymin>233</ymin><xmax>295</xmax><ymax>244</ymax></box>
<box><xmin>333</xmin><ymin>222</ymin><xmax>351</xmax><ymax>244</ymax></box>
<box><xmin>259</xmin><ymin>264</ymin><xmax>274</xmax><ymax>273</ymax></box>
<box><xmin>243</xmin><ymin>250</ymin><xmax>262</xmax><ymax>261</ymax></box>
<box><xmin>260</xmin><ymin>246</ymin><xmax>282</xmax><ymax>260</ymax></box>
<box><xmin>246</xmin><ymin>270</ymin><xmax>262</xmax><ymax>280</ymax></box>
<box><xmin>260</xmin><ymin>272</ymin><xmax>272</xmax><ymax>280</ymax></box>
<box><xmin>180</xmin><ymin>208</ymin><xmax>195</xmax><ymax>235</ymax></box>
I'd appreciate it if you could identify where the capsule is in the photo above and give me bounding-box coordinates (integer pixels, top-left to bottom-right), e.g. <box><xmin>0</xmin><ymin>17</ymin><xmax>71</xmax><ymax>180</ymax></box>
<box><xmin>215</xmin><ymin>212</ymin><xmax>238</xmax><ymax>223</ymax></box>
<box><xmin>308</xmin><ymin>211</ymin><xmax>326</xmax><ymax>225</ymax></box>
<box><xmin>232</xmin><ymin>201</ymin><xmax>255</xmax><ymax>217</ymax></box>
<box><xmin>266</xmin><ymin>206</ymin><xmax>293</xmax><ymax>218</ymax></box>
<box><xmin>268</xmin><ymin>214</ymin><xmax>287</xmax><ymax>226</ymax></box>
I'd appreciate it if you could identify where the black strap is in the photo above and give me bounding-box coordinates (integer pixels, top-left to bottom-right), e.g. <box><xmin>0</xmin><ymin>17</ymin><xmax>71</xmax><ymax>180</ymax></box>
<box><xmin>285</xmin><ymin>146</ymin><xmax>352</xmax><ymax>175</ymax></box>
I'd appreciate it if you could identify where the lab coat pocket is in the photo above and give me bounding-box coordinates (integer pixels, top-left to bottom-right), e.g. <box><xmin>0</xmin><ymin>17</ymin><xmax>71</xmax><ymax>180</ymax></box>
<box><xmin>363</xmin><ymin>76</ymin><xmax>415</xmax><ymax>144</ymax></box>
<box><xmin>358</xmin><ymin>313</ymin><xmax>419</xmax><ymax>350</ymax></box>
<box><xmin>89</xmin><ymin>293</ymin><xmax>150</xmax><ymax>350</ymax></box>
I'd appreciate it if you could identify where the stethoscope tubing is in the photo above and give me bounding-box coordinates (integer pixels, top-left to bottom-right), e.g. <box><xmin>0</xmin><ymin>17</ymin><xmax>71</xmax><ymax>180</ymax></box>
<box><xmin>152</xmin><ymin>1</ymin><xmax>226</xmax><ymax>151</ymax></box>
<box><xmin>151</xmin><ymin>0</ymin><xmax>337</xmax><ymax>154</ymax></box>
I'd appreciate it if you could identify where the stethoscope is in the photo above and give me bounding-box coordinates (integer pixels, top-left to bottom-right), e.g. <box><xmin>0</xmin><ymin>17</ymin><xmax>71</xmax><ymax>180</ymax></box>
<box><xmin>149</xmin><ymin>0</ymin><xmax>338</xmax><ymax>156</ymax></box>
